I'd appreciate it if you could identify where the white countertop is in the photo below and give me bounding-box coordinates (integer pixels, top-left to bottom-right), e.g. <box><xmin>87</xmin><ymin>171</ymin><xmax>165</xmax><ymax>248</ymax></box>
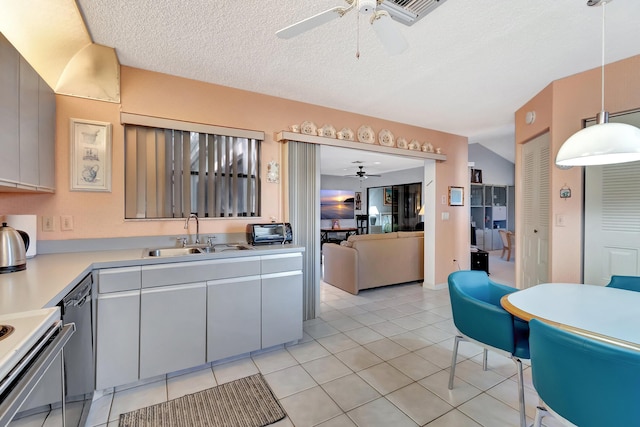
<box><xmin>0</xmin><ymin>244</ymin><xmax>304</xmax><ymax>316</ymax></box>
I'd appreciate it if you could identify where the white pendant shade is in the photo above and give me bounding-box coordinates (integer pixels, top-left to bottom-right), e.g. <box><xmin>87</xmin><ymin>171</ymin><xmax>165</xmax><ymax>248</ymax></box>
<box><xmin>556</xmin><ymin>0</ymin><xmax>640</xmax><ymax>167</ymax></box>
<box><xmin>370</xmin><ymin>11</ymin><xmax>408</xmax><ymax>56</ymax></box>
<box><xmin>556</xmin><ymin>121</ymin><xmax>640</xmax><ymax>166</ymax></box>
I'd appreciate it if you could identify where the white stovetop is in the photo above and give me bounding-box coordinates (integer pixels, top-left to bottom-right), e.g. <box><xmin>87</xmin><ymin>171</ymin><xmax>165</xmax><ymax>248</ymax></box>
<box><xmin>0</xmin><ymin>307</ymin><xmax>60</xmax><ymax>381</ymax></box>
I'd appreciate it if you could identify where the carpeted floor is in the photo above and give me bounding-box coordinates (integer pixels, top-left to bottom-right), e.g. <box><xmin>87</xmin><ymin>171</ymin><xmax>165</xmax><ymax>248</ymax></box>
<box><xmin>119</xmin><ymin>373</ymin><xmax>285</xmax><ymax>427</ymax></box>
<box><xmin>487</xmin><ymin>250</ymin><xmax>515</xmax><ymax>286</ymax></box>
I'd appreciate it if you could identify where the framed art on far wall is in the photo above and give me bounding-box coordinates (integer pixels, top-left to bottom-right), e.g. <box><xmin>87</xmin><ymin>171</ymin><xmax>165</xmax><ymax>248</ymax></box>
<box><xmin>448</xmin><ymin>186</ymin><xmax>464</xmax><ymax>206</ymax></box>
<box><xmin>383</xmin><ymin>187</ymin><xmax>393</xmax><ymax>206</ymax></box>
<box><xmin>471</xmin><ymin>168</ymin><xmax>483</xmax><ymax>183</ymax></box>
<box><xmin>70</xmin><ymin>118</ymin><xmax>112</xmax><ymax>192</ymax></box>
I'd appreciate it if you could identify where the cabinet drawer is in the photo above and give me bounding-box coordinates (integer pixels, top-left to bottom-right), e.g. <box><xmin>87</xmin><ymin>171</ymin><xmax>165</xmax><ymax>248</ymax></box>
<box><xmin>98</xmin><ymin>266</ymin><xmax>141</xmax><ymax>293</ymax></box>
<box><xmin>261</xmin><ymin>253</ymin><xmax>303</xmax><ymax>274</ymax></box>
<box><xmin>142</xmin><ymin>257</ymin><xmax>261</xmax><ymax>288</ymax></box>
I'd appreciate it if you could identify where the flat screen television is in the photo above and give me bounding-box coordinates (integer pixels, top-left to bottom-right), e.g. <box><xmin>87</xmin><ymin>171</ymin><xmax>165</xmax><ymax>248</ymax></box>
<box><xmin>320</xmin><ymin>190</ymin><xmax>355</xmax><ymax>220</ymax></box>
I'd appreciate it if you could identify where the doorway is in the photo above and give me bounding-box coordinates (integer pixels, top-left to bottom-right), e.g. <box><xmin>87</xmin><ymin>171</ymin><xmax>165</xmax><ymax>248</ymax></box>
<box><xmin>520</xmin><ymin>132</ymin><xmax>550</xmax><ymax>288</ymax></box>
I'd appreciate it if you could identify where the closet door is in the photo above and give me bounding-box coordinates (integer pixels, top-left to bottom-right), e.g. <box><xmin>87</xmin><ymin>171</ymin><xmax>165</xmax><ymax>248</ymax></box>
<box><xmin>521</xmin><ymin>133</ymin><xmax>550</xmax><ymax>288</ymax></box>
<box><xmin>584</xmin><ymin>162</ymin><xmax>640</xmax><ymax>285</ymax></box>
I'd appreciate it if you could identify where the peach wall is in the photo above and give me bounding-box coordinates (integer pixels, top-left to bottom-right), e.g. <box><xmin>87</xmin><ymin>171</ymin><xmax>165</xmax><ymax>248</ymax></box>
<box><xmin>0</xmin><ymin>66</ymin><xmax>468</xmax><ymax>284</ymax></box>
<box><xmin>515</xmin><ymin>54</ymin><xmax>640</xmax><ymax>283</ymax></box>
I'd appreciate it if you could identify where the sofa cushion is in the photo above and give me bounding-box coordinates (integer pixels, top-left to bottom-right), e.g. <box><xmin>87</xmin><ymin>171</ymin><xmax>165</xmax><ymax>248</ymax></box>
<box><xmin>340</xmin><ymin>240</ymin><xmax>353</xmax><ymax>247</ymax></box>
<box><xmin>398</xmin><ymin>231</ymin><xmax>424</xmax><ymax>239</ymax></box>
<box><xmin>347</xmin><ymin>232</ymin><xmax>397</xmax><ymax>243</ymax></box>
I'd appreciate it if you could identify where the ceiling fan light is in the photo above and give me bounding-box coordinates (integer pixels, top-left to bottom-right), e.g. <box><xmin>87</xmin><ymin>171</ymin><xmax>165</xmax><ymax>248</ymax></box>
<box><xmin>371</xmin><ymin>11</ymin><xmax>408</xmax><ymax>55</ymax></box>
<box><xmin>556</xmin><ymin>120</ymin><xmax>640</xmax><ymax>166</ymax></box>
<box><xmin>358</xmin><ymin>0</ymin><xmax>377</xmax><ymax>15</ymax></box>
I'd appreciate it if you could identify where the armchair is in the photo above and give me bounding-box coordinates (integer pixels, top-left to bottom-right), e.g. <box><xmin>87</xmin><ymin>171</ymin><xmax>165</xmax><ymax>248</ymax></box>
<box><xmin>605</xmin><ymin>275</ymin><xmax>640</xmax><ymax>291</ymax></box>
<box><xmin>529</xmin><ymin>318</ymin><xmax>640</xmax><ymax>427</ymax></box>
<box><xmin>448</xmin><ymin>270</ymin><xmax>529</xmax><ymax>427</ymax></box>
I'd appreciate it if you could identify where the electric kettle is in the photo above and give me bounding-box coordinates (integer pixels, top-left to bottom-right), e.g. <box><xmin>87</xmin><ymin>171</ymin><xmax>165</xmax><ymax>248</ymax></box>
<box><xmin>0</xmin><ymin>222</ymin><xmax>30</xmax><ymax>273</ymax></box>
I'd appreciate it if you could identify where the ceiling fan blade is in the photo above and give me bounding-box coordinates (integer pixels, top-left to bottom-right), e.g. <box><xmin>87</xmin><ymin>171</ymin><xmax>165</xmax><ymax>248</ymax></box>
<box><xmin>276</xmin><ymin>7</ymin><xmax>346</xmax><ymax>39</ymax></box>
<box><xmin>370</xmin><ymin>11</ymin><xmax>408</xmax><ymax>55</ymax></box>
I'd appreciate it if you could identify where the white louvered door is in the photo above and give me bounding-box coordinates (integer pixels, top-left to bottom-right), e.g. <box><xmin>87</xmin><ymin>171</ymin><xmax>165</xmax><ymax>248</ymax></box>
<box><xmin>521</xmin><ymin>133</ymin><xmax>550</xmax><ymax>288</ymax></box>
<box><xmin>584</xmin><ymin>161</ymin><xmax>640</xmax><ymax>285</ymax></box>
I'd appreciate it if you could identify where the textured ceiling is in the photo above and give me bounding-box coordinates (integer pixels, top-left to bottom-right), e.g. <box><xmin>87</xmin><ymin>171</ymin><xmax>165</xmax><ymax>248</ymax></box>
<box><xmin>77</xmin><ymin>0</ymin><xmax>640</xmax><ymax>165</ymax></box>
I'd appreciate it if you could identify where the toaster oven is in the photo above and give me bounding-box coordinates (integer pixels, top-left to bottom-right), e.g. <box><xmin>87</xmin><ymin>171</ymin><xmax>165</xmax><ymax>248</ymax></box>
<box><xmin>246</xmin><ymin>223</ymin><xmax>292</xmax><ymax>245</ymax></box>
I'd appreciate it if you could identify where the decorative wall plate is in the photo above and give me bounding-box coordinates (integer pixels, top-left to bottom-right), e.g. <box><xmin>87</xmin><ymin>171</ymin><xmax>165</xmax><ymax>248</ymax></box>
<box><xmin>378</xmin><ymin>129</ymin><xmax>395</xmax><ymax>147</ymax></box>
<box><xmin>338</xmin><ymin>128</ymin><xmax>355</xmax><ymax>141</ymax></box>
<box><xmin>422</xmin><ymin>142</ymin><xmax>434</xmax><ymax>153</ymax></box>
<box><xmin>319</xmin><ymin>124</ymin><xmax>336</xmax><ymax>138</ymax></box>
<box><xmin>408</xmin><ymin>140</ymin><xmax>421</xmax><ymax>150</ymax></box>
<box><xmin>357</xmin><ymin>125</ymin><xmax>375</xmax><ymax>144</ymax></box>
<box><xmin>396</xmin><ymin>137</ymin><xmax>408</xmax><ymax>149</ymax></box>
<box><xmin>300</xmin><ymin>121</ymin><xmax>317</xmax><ymax>135</ymax></box>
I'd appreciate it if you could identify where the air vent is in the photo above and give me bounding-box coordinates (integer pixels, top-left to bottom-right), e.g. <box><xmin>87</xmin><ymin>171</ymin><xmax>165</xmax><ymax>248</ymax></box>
<box><xmin>378</xmin><ymin>0</ymin><xmax>448</xmax><ymax>26</ymax></box>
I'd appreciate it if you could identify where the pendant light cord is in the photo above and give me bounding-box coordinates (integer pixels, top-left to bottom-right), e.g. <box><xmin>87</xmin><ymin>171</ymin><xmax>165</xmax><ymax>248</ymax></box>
<box><xmin>600</xmin><ymin>2</ymin><xmax>606</xmax><ymax>112</ymax></box>
<box><xmin>356</xmin><ymin>8</ymin><xmax>361</xmax><ymax>59</ymax></box>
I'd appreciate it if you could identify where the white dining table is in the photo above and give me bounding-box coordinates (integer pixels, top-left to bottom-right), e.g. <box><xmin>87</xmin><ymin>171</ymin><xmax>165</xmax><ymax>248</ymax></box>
<box><xmin>501</xmin><ymin>283</ymin><xmax>640</xmax><ymax>351</ymax></box>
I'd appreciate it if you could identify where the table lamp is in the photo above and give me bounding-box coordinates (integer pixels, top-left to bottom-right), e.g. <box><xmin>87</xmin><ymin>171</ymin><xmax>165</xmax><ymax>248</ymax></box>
<box><xmin>369</xmin><ymin>206</ymin><xmax>379</xmax><ymax>225</ymax></box>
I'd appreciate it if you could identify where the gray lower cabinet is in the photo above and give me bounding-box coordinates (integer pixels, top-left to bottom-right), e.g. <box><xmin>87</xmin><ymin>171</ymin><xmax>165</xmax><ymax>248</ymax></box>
<box><xmin>262</xmin><ymin>271</ymin><xmax>303</xmax><ymax>348</ymax></box>
<box><xmin>95</xmin><ymin>267</ymin><xmax>141</xmax><ymax>390</ymax></box>
<box><xmin>93</xmin><ymin>251</ymin><xmax>303</xmax><ymax>390</ymax></box>
<box><xmin>207</xmin><ymin>276</ymin><xmax>261</xmax><ymax>362</ymax></box>
<box><xmin>139</xmin><ymin>283</ymin><xmax>207</xmax><ymax>379</ymax></box>
<box><xmin>95</xmin><ymin>290</ymin><xmax>140</xmax><ymax>390</ymax></box>
<box><xmin>261</xmin><ymin>253</ymin><xmax>303</xmax><ymax>348</ymax></box>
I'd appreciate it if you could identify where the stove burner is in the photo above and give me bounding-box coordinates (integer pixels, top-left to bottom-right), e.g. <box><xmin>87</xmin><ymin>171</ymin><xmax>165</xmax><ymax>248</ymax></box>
<box><xmin>0</xmin><ymin>324</ymin><xmax>15</xmax><ymax>341</ymax></box>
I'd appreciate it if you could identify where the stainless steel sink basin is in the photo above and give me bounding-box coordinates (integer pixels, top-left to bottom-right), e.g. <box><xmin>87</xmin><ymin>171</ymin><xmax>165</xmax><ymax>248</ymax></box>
<box><xmin>145</xmin><ymin>247</ymin><xmax>204</xmax><ymax>257</ymax></box>
<box><xmin>144</xmin><ymin>243</ymin><xmax>254</xmax><ymax>257</ymax></box>
<box><xmin>208</xmin><ymin>244</ymin><xmax>255</xmax><ymax>253</ymax></box>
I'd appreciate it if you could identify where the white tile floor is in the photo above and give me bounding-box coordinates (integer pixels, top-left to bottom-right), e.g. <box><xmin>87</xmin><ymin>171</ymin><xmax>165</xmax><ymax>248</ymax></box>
<box><xmin>14</xmin><ymin>253</ymin><xmax>563</xmax><ymax>427</ymax></box>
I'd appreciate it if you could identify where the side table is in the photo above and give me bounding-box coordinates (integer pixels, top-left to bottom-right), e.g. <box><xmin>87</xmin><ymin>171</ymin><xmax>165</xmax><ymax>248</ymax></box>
<box><xmin>470</xmin><ymin>250</ymin><xmax>489</xmax><ymax>274</ymax></box>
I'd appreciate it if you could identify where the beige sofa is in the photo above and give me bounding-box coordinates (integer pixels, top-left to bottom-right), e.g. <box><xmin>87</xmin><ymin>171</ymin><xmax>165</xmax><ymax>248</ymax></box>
<box><xmin>322</xmin><ymin>231</ymin><xmax>424</xmax><ymax>295</ymax></box>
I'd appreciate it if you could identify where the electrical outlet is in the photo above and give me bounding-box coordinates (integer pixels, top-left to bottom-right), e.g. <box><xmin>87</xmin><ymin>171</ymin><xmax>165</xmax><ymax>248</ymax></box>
<box><xmin>61</xmin><ymin>215</ymin><xmax>74</xmax><ymax>231</ymax></box>
<box><xmin>42</xmin><ymin>216</ymin><xmax>55</xmax><ymax>232</ymax></box>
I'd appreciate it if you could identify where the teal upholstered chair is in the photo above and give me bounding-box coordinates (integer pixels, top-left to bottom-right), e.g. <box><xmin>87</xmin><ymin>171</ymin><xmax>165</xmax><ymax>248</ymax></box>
<box><xmin>529</xmin><ymin>318</ymin><xmax>640</xmax><ymax>427</ymax></box>
<box><xmin>605</xmin><ymin>275</ymin><xmax>640</xmax><ymax>291</ymax></box>
<box><xmin>448</xmin><ymin>270</ymin><xmax>530</xmax><ymax>427</ymax></box>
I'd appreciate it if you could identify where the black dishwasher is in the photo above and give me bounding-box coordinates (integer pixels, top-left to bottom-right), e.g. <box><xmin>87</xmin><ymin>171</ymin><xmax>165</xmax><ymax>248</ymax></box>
<box><xmin>60</xmin><ymin>273</ymin><xmax>95</xmax><ymax>422</ymax></box>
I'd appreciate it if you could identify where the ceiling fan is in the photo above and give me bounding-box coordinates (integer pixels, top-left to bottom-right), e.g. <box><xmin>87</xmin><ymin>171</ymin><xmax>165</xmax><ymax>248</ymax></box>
<box><xmin>276</xmin><ymin>0</ymin><xmax>408</xmax><ymax>56</ymax></box>
<box><xmin>346</xmin><ymin>166</ymin><xmax>381</xmax><ymax>180</ymax></box>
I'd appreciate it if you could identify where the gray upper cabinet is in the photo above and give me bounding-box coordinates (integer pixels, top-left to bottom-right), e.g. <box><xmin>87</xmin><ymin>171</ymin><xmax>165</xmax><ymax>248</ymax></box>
<box><xmin>19</xmin><ymin>57</ymin><xmax>40</xmax><ymax>186</ymax></box>
<box><xmin>0</xmin><ymin>34</ymin><xmax>20</xmax><ymax>184</ymax></box>
<box><xmin>38</xmin><ymin>77</ymin><xmax>56</xmax><ymax>189</ymax></box>
<box><xmin>0</xmin><ymin>34</ymin><xmax>55</xmax><ymax>192</ymax></box>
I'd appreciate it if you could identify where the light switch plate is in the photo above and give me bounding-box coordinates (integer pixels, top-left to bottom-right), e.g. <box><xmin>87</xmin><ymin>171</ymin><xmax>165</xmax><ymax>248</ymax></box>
<box><xmin>61</xmin><ymin>215</ymin><xmax>74</xmax><ymax>231</ymax></box>
<box><xmin>42</xmin><ymin>216</ymin><xmax>55</xmax><ymax>232</ymax></box>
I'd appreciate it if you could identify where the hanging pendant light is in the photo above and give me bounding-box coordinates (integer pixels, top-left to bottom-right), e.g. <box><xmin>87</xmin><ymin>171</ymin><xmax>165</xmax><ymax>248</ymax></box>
<box><xmin>555</xmin><ymin>0</ymin><xmax>640</xmax><ymax>167</ymax></box>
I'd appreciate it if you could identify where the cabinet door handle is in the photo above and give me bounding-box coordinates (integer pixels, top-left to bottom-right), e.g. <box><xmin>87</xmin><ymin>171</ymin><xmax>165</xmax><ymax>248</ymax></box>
<box><xmin>534</xmin><ymin>229</ymin><xmax>538</xmax><ymax>233</ymax></box>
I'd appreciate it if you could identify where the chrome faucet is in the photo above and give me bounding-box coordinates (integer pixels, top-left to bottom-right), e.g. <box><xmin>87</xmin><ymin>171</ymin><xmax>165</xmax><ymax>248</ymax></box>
<box><xmin>184</xmin><ymin>213</ymin><xmax>200</xmax><ymax>244</ymax></box>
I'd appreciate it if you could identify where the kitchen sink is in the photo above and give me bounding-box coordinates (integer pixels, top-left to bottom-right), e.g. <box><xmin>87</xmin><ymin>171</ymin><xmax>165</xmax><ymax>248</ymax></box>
<box><xmin>208</xmin><ymin>243</ymin><xmax>255</xmax><ymax>252</ymax></box>
<box><xmin>144</xmin><ymin>243</ymin><xmax>254</xmax><ymax>257</ymax></box>
<box><xmin>145</xmin><ymin>247</ymin><xmax>204</xmax><ymax>257</ymax></box>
